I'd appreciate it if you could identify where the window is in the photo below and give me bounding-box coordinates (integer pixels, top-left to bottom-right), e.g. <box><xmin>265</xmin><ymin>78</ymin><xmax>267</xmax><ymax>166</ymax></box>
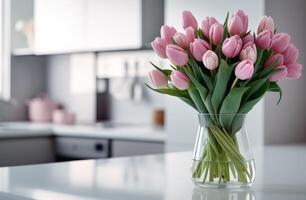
<box><xmin>0</xmin><ymin>0</ymin><xmax>10</xmax><ymax>100</ymax></box>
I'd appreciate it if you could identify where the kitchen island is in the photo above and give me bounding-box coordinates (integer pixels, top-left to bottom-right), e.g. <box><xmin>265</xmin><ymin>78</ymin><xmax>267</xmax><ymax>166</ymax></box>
<box><xmin>0</xmin><ymin>145</ymin><xmax>305</xmax><ymax>200</ymax></box>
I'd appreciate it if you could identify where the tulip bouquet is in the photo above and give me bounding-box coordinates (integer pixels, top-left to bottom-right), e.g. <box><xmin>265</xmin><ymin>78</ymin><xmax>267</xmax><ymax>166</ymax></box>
<box><xmin>147</xmin><ymin>10</ymin><xmax>302</xmax><ymax>185</ymax></box>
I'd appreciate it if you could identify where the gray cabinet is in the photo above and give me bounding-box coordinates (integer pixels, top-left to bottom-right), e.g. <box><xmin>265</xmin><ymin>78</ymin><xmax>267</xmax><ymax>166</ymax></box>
<box><xmin>0</xmin><ymin>136</ymin><xmax>55</xmax><ymax>166</ymax></box>
<box><xmin>112</xmin><ymin>140</ymin><xmax>164</xmax><ymax>157</ymax></box>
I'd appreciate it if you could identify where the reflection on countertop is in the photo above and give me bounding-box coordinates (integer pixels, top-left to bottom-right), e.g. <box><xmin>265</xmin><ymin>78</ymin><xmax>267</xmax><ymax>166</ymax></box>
<box><xmin>0</xmin><ymin>146</ymin><xmax>305</xmax><ymax>200</ymax></box>
<box><xmin>0</xmin><ymin>122</ymin><xmax>165</xmax><ymax>142</ymax></box>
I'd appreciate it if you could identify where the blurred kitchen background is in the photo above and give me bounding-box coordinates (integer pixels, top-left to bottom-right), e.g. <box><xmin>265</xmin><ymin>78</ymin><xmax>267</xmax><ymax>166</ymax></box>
<box><xmin>0</xmin><ymin>0</ymin><xmax>304</xmax><ymax>166</ymax></box>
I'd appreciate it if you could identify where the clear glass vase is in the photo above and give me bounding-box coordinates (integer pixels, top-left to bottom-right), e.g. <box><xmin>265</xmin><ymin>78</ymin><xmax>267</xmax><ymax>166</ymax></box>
<box><xmin>191</xmin><ymin>114</ymin><xmax>255</xmax><ymax>187</ymax></box>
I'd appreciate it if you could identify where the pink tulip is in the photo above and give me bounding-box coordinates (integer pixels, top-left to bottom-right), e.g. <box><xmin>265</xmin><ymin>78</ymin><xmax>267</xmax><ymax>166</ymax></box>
<box><xmin>283</xmin><ymin>43</ymin><xmax>299</xmax><ymax>65</ymax></box>
<box><xmin>240</xmin><ymin>42</ymin><xmax>257</xmax><ymax>63</ymax></box>
<box><xmin>182</xmin><ymin>10</ymin><xmax>198</xmax><ymax>29</ymax></box>
<box><xmin>242</xmin><ymin>33</ymin><xmax>254</xmax><ymax>45</ymax></box>
<box><xmin>235</xmin><ymin>59</ymin><xmax>254</xmax><ymax>80</ymax></box>
<box><xmin>160</xmin><ymin>25</ymin><xmax>177</xmax><ymax>42</ymax></box>
<box><xmin>202</xmin><ymin>50</ymin><xmax>219</xmax><ymax>70</ymax></box>
<box><xmin>264</xmin><ymin>53</ymin><xmax>284</xmax><ymax>68</ymax></box>
<box><xmin>271</xmin><ymin>33</ymin><xmax>290</xmax><ymax>53</ymax></box>
<box><xmin>151</xmin><ymin>37</ymin><xmax>168</xmax><ymax>58</ymax></box>
<box><xmin>170</xmin><ymin>70</ymin><xmax>190</xmax><ymax>90</ymax></box>
<box><xmin>287</xmin><ymin>73</ymin><xmax>301</xmax><ymax>79</ymax></box>
<box><xmin>209</xmin><ymin>23</ymin><xmax>223</xmax><ymax>45</ymax></box>
<box><xmin>286</xmin><ymin>63</ymin><xmax>302</xmax><ymax>79</ymax></box>
<box><xmin>222</xmin><ymin>35</ymin><xmax>243</xmax><ymax>58</ymax></box>
<box><xmin>189</xmin><ymin>39</ymin><xmax>210</xmax><ymax>61</ymax></box>
<box><xmin>255</xmin><ymin>30</ymin><xmax>272</xmax><ymax>49</ymax></box>
<box><xmin>148</xmin><ymin>70</ymin><xmax>168</xmax><ymax>88</ymax></box>
<box><xmin>257</xmin><ymin>16</ymin><xmax>275</xmax><ymax>34</ymax></box>
<box><xmin>228</xmin><ymin>10</ymin><xmax>248</xmax><ymax>36</ymax></box>
<box><xmin>269</xmin><ymin>66</ymin><xmax>287</xmax><ymax>82</ymax></box>
<box><xmin>166</xmin><ymin>44</ymin><xmax>188</xmax><ymax>66</ymax></box>
<box><xmin>185</xmin><ymin>27</ymin><xmax>195</xmax><ymax>43</ymax></box>
<box><xmin>173</xmin><ymin>32</ymin><xmax>189</xmax><ymax>49</ymax></box>
<box><xmin>201</xmin><ymin>17</ymin><xmax>218</xmax><ymax>38</ymax></box>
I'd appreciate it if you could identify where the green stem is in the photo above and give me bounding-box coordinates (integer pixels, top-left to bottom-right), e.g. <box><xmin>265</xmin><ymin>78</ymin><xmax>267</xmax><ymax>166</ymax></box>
<box><xmin>231</xmin><ymin>78</ymin><xmax>239</xmax><ymax>89</ymax></box>
<box><xmin>192</xmin><ymin>126</ymin><xmax>251</xmax><ymax>184</ymax></box>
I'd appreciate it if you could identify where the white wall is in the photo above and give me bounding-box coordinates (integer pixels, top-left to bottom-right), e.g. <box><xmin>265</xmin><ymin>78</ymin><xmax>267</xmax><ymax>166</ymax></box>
<box><xmin>264</xmin><ymin>0</ymin><xmax>306</xmax><ymax>144</ymax></box>
<box><xmin>165</xmin><ymin>0</ymin><xmax>265</xmax><ymax>152</ymax></box>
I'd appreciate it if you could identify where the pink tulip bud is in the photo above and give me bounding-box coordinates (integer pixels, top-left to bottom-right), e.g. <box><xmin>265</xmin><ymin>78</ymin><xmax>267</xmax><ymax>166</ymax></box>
<box><xmin>160</xmin><ymin>25</ymin><xmax>177</xmax><ymax>42</ymax></box>
<box><xmin>209</xmin><ymin>23</ymin><xmax>223</xmax><ymax>45</ymax></box>
<box><xmin>264</xmin><ymin>53</ymin><xmax>284</xmax><ymax>68</ymax></box>
<box><xmin>202</xmin><ymin>50</ymin><xmax>219</xmax><ymax>70</ymax></box>
<box><xmin>257</xmin><ymin>16</ymin><xmax>275</xmax><ymax>34</ymax></box>
<box><xmin>240</xmin><ymin>42</ymin><xmax>257</xmax><ymax>63</ymax></box>
<box><xmin>148</xmin><ymin>70</ymin><xmax>168</xmax><ymax>88</ymax></box>
<box><xmin>185</xmin><ymin>27</ymin><xmax>195</xmax><ymax>43</ymax></box>
<box><xmin>201</xmin><ymin>16</ymin><xmax>218</xmax><ymax>38</ymax></box>
<box><xmin>151</xmin><ymin>37</ymin><xmax>168</xmax><ymax>58</ymax></box>
<box><xmin>170</xmin><ymin>70</ymin><xmax>190</xmax><ymax>90</ymax></box>
<box><xmin>235</xmin><ymin>59</ymin><xmax>254</xmax><ymax>80</ymax></box>
<box><xmin>173</xmin><ymin>32</ymin><xmax>189</xmax><ymax>49</ymax></box>
<box><xmin>166</xmin><ymin>44</ymin><xmax>188</xmax><ymax>66</ymax></box>
<box><xmin>242</xmin><ymin>33</ymin><xmax>254</xmax><ymax>45</ymax></box>
<box><xmin>286</xmin><ymin>63</ymin><xmax>302</xmax><ymax>79</ymax></box>
<box><xmin>189</xmin><ymin>39</ymin><xmax>210</xmax><ymax>61</ymax></box>
<box><xmin>269</xmin><ymin>66</ymin><xmax>287</xmax><ymax>82</ymax></box>
<box><xmin>182</xmin><ymin>10</ymin><xmax>198</xmax><ymax>29</ymax></box>
<box><xmin>271</xmin><ymin>33</ymin><xmax>290</xmax><ymax>53</ymax></box>
<box><xmin>228</xmin><ymin>10</ymin><xmax>248</xmax><ymax>36</ymax></box>
<box><xmin>255</xmin><ymin>30</ymin><xmax>272</xmax><ymax>49</ymax></box>
<box><xmin>222</xmin><ymin>35</ymin><xmax>243</xmax><ymax>58</ymax></box>
<box><xmin>283</xmin><ymin>43</ymin><xmax>299</xmax><ymax>65</ymax></box>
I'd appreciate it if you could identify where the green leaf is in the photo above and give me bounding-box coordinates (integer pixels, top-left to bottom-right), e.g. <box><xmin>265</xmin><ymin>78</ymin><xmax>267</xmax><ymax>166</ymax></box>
<box><xmin>254</xmin><ymin>49</ymin><xmax>264</xmax><ymax>74</ymax></box>
<box><xmin>145</xmin><ymin>84</ymin><xmax>189</xmax><ymax>98</ymax></box>
<box><xmin>188</xmin><ymin>56</ymin><xmax>203</xmax><ymax>81</ymax></box>
<box><xmin>204</xmin><ymin>93</ymin><xmax>218</xmax><ymax>123</ymax></box>
<box><xmin>231</xmin><ymin>81</ymin><xmax>269</xmax><ymax>133</ymax></box>
<box><xmin>267</xmin><ymin>82</ymin><xmax>282</xmax><ymax>105</ymax></box>
<box><xmin>188</xmin><ymin>88</ymin><xmax>208</xmax><ymax>113</ymax></box>
<box><xmin>149</xmin><ymin>62</ymin><xmax>172</xmax><ymax>77</ymax></box>
<box><xmin>180</xmin><ymin>97</ymin><xmax>197</xmax><ymax>110</ymax></box>
<box><xmin>211</xmin><ymin>59</ymin><xmax>235</xmax><ymax>113</ymax></box>
<box><xmin>199</xmin><ymin>70</ymin><xmax>214</xmax><ymax>91</ymax></box>
<box><xmin>219</xmin><ymin>87</ymin><xmax>249</xmax><ymax>132</ymax></box>
<box><xmin>183</xmin><ymin>68</ymin><xmax>208</xmax><ymax>101</ymax></box>
<box><xmin>242</xmin><ymin>77</ymin><xmax>268</xmax><ymax>103</ymax></box>
<box><xmin>215</xmin><ymin>13</ymin><xmax>229</xmax><ymax>54</ymax></box>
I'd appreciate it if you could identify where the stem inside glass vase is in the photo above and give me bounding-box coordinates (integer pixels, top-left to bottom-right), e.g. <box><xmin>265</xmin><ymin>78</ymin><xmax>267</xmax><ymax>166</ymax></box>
<box><xmin>192</xmin><ymin>114</ymin><xmax>255</xmax><ymax>187</ymax></box>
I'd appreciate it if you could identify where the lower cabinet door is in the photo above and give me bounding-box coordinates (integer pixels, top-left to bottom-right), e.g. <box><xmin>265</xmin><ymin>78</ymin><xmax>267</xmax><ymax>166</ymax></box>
<box><xmin>0</xmin><ymin>137</ymin><xmax>55</xmax><ymax>166</ymax></box>
<box><xmin>111</xmin><ymin>140</ymin><xmax>164</xmax><ymax>157</ymax></box>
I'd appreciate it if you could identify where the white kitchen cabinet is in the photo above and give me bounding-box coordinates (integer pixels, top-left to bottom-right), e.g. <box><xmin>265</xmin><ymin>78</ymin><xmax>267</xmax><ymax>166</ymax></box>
<box><xmin>12</xmin><ymin>0</ymin><xmax>164</xmax><ymax>55</ymax></box>
<box><xmin>0</xmin><ymin>136</ymin><xmax>55</xmax><ymax>166</ymax></box>
<box><xmin>112</xmin><ymin>140</ymin><xmax>164</xmax><ymax>157</ymax></box>
<box><xmin>83</xmin><ymin>0</ymin><xmax>141</xmax><ymax>50</ymax></box>
<box><xmin>34</xmin><ymin>0</ymin><xmax>84</xmax><ymax>54</ymax></box>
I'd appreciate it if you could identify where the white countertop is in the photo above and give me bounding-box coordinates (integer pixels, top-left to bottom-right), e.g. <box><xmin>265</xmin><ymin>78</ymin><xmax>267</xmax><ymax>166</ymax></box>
<box><xmin>0</xmin><ymin>122</ymin><xmax>165</xmax><ymax>142</ymax></box>
<box><xmin>0</xmin><ymin>145</ymin><xmax>305</xmax><ymax>200</ymax></box>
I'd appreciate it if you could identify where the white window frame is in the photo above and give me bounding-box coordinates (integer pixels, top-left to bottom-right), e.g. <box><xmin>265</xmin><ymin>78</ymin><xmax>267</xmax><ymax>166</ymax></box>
<box><xmin>0</xmin><ymin>0</ymin><xmax>11</xmax><ymax>101</ymax></box>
